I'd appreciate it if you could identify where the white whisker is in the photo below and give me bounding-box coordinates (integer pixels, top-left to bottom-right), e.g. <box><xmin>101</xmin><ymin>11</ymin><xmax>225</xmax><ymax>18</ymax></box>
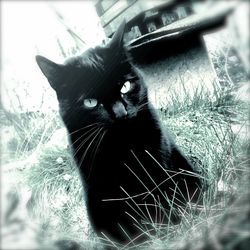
<box><xmin>78</xmin><ymin>127</ymin><xmax>103</xmax><ymax>172</ymax></box>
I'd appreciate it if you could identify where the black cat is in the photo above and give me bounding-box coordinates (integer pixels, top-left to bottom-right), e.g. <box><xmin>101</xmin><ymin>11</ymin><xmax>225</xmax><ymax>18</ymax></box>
<box><xmin>36</xmin><ymin>22</ymin><xmax>202</xmax><ymax>247</ymax></box>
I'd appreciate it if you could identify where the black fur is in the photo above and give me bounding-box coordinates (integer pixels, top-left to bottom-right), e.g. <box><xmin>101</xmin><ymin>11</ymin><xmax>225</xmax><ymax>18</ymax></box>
<box><xmin>36</xmin><ymin>22</ymin><xmax>202</xmax><ymax>246</ymax></box>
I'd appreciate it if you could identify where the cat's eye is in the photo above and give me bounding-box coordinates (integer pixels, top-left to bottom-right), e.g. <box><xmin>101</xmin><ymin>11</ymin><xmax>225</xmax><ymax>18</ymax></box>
<box><xmin>121</xmin><ymin>81</ymin><xmax>131</xmax><ymax>94</ymax></box>
<box><xmin>83</xmin><ymin>98</ymin><xmax>98</xmax><ymax>108</ymax></box>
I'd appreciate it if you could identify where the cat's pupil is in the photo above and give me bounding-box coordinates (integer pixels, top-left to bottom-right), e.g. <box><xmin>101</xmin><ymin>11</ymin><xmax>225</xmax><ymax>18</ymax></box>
<box><xmin>120</xmin><ymin>81</ymin><xmax>131</xmax><ymax>94</ymax></box>
<box><xmin>83</xmin><ymin>98</ymin><xmax>98</xmax><ymax>108</ymax></box>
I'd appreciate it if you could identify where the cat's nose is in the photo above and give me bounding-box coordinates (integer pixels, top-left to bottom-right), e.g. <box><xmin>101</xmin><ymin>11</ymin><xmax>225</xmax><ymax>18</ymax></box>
<box><xmin>112</xmin><ymin>101</ymin><xmax>128</xmax><ymax>119</ymax></box>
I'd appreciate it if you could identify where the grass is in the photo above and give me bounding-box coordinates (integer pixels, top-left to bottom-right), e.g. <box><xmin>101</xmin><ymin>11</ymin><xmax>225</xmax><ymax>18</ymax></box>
<box><xmin>1</xmin><ymin>33</ymin><xmax>249</xmax><ymax>250</ymax></box>
<box><xmin>147</xmin><ymin>82</ymin><xmax>249</xmax><ymax>250</ymax></box>
<box><xmin>2</xmin><ymin>74</ymin><xmax>249</xmax><ymax>250</ymax></box>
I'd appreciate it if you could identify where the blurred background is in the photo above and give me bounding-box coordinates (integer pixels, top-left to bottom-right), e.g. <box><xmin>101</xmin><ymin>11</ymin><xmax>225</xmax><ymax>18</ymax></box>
<box><xmin>1</xmin><ymin>1</ymin><xmax>105</xmax><ymax>113</ymax></box>
<box><xmin>1</xmin><ymin>0</ymin><xmax>249</xmax><ymax>113</ymax></box>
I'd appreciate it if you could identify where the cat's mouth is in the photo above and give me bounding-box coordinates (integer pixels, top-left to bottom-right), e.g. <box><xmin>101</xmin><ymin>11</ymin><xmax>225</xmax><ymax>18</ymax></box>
<box><xmin>113</xmin><ymin>117</ymin><xmax>130</xmax><ymax>126</ymax></box>
<box><xmin>107</xmin><ymin>114</ymin><xmax>134</xmax><ymax>130</ymax></box>
<box><xmin>114</xmin><ymin>109</ymin><xmax>138</xmax><ymax>122</ymax></box>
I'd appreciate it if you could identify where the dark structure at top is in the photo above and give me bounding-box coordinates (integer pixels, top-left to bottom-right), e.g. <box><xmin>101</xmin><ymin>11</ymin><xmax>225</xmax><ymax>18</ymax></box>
<box><xmin>95</xmin><ymin>0</ymin><xmax>194</xmax><ymax>43</ymax></box>
<box><xmin>95</xmin><ymin>0</ymin><xmax>234</xmax><ymax>63</ymax></box>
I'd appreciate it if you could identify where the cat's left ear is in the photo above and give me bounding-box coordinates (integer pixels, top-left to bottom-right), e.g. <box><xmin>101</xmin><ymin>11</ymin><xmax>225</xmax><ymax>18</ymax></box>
<box><xmin>36</xmin><ymin>55</ymin><xmax>64</xmax><ymax>91</ymax></box>
<box><xmin>107</xmin><ymin>20</ymin><xmax>126</xmax><ymax>50</ymax></box>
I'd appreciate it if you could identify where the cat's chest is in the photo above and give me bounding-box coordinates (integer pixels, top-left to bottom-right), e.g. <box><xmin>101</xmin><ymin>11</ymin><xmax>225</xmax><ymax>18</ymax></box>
<box><xmin>70</xmin><ymin>116</ymin><xmax>164</xmax><ymax>182</ymax></box>
<box><xmin>88</xmin><ymin>135</ymin><xmax>165</xmax><ymax>196</ymax></box>
<box><xmin>100</xmin><ymin>124</ymin><xmax>156</xmax><ymax>154</ymax></box>
<box><xmin>92</xmin><ymin>126</ymin><xmax>163</xmax><ymax>170</ymax></box>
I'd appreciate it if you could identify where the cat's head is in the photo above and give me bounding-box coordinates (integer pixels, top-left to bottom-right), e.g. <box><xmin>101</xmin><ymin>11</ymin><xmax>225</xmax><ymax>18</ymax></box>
<box><xmin>36</xmin><ymin>22</ymin><xmax>148</xmax><ymax>130</ymax></box>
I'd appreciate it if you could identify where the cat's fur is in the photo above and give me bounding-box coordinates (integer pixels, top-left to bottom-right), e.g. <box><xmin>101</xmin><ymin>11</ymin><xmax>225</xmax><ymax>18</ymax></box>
<box><xmin>36</xmin><ymin>22</ymin><xmax>202</xmax><ymax>246</ymax></box>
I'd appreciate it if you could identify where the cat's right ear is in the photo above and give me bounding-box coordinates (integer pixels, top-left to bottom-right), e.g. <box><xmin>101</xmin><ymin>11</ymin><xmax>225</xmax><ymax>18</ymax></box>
<box><xmin>36</xmin><ymin>55</ymin><xmax>63</xmax><ymax>90</ymax></box>
<box><xmin>107</xmin><ymin>20</ymin><xmax>126</xmax><ymax>50</ymax></box>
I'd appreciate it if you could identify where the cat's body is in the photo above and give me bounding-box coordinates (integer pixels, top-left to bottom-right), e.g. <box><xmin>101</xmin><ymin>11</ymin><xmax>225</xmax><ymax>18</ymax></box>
<box><xmin>36</xmin><ymin>22</ymin><xmax>202</xmax><ymax>246</ymax></box>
